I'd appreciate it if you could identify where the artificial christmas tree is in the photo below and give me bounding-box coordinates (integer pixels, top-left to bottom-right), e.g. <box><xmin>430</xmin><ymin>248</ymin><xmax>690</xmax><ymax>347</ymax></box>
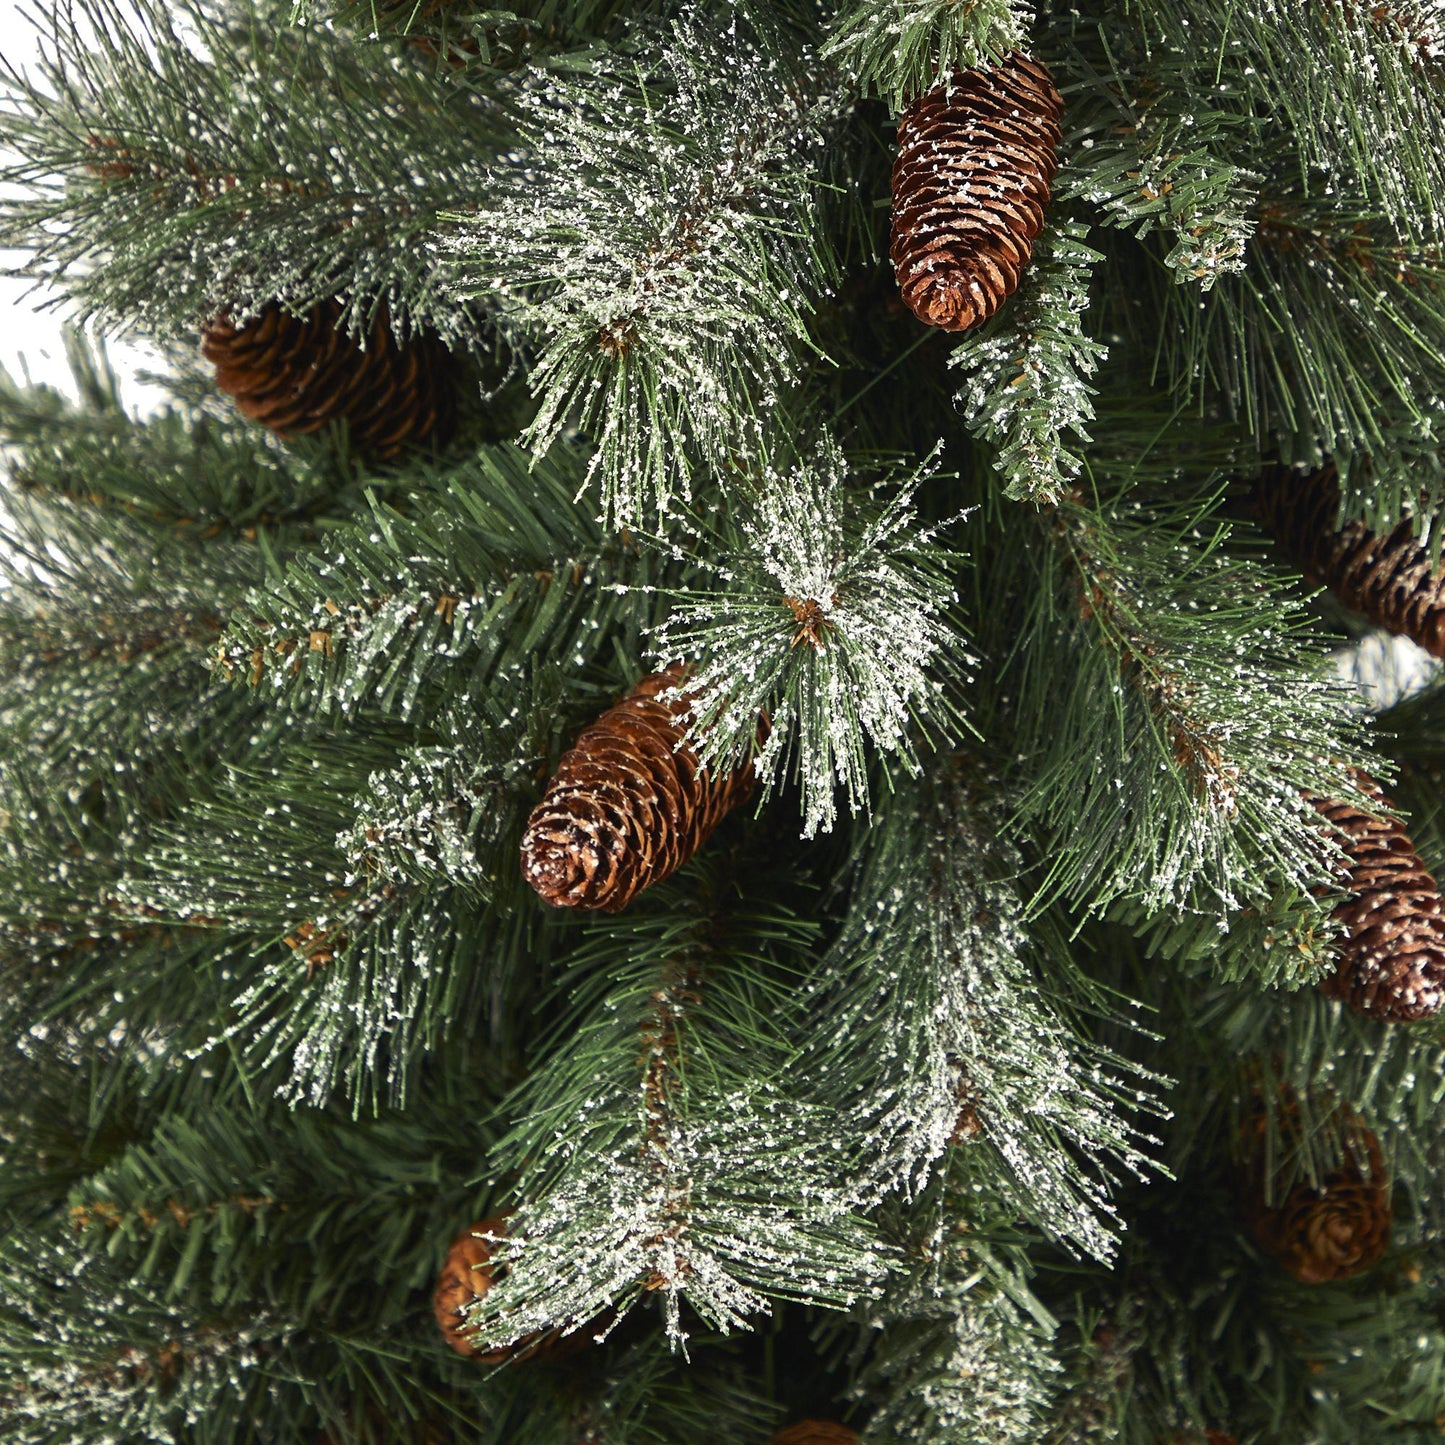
<box><xmin>5</xmin><ymin>0</ymin><xmax>1445</xmax><ymax>1441</ymax></box>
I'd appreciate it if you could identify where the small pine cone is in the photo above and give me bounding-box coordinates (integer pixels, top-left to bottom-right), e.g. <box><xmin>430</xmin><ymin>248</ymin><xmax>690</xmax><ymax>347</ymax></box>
<box><xmin>520</xmin><ymin>666</ymin><xmax>757</xmax><ymax>912</ymax></box>
<box><xmin>433</xmin><ymin>1217</ymin><xmax>601</xmax><ymax>1363</ymax></box>
<box><xmin>1254</xmin><ymin>461</ymin><xmax>1445</xmax><ymax>657</ymax></box>
<box><xmin>1310</xmin><ymin>769</ymin><xmax>1445</xmax><ymax>1021</ymax></box>
<box><xmin>201</xmin><ymin>300</ymin><xmax>455</xmax><ymax>461</ymax></box>
<box><xmin>890</xmin><ymin>54</ymin><xmax>1064</xmax><ymax>331</ymax></box>
<box><xmin>1246</xmin><ymin>1105</ymin><xmax>1391</xmax><ymax>1284</ymax></box>
<box><xmin>434</xmin><ymin>1216</ymin><xmax>512</xmax><ymax>1359</ymax></box>
<box><xmin>771</xmin><ymin>1425</ymin><xmax>859</xmax><ymax>1445</ymax></box>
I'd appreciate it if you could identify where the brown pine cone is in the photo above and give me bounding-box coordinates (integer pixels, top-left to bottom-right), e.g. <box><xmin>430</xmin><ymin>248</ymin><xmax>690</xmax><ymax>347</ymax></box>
<box><xmin>201</xmin><ymin>300</ymin><xmax>455</xmax><ymax>461</ymax></box>
<box><xmin>520</xmin><ymin>666</ymin><xmax>757</xmax><ymax>912</ymax></box>
<box><xmin>1254</xmin><ymin>461</ymin><xmax>1445</xmax><ymax>657</ymax></box>
<box><xmin>433</xmin><ymin>1217</ymin><xmax>604</xmax><ymax>1363</ymax></box>
<box><xmin>1309</xmin><ymin>768</ymin><xmax>1445</xmax><ymax>1021</ymax></box>
<box><xmin>434</xmin><ymin>1216</ymin><xmax>511</xmax><ymax>1359</ymax></box>
<box><xmin>1247</xmin><ymin>1106</ymin><xmax>1391</xmax><ymax>1284</ymax></box>
<box><xmin>890</xmin><ymin>54</ymin><xmax>1064</xmax><ymax>332</ymax></box>
<box><xmin>771</xmin><ymin>1424</ymin><xmax>859</xmax><ymax>1445</ymax></box>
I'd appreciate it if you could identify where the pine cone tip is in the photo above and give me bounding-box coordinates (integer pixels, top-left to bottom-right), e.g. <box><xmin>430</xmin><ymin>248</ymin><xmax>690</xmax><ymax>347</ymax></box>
<box><xmin>520</xmin><ymin>827</ymin><xmax>606</xmax><ymax>910</ymax></box>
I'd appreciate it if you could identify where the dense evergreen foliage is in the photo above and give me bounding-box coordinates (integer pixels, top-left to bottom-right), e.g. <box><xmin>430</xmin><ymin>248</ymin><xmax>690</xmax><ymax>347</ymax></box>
<box><xmin>2</xmin><ymin>1</ymin><xmax>1445</xmax><ymax>1440</ymax></box>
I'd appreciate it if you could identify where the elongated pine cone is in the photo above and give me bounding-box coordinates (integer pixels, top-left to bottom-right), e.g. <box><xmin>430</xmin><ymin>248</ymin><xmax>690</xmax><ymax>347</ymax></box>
<box><xmin>1309</xmin><ymin>769</ymin><xmax>1445</xmax><ymax>1021</ymax></box>
<box><xmin>1245</xmin><ymin>1102</ymin><xmax>1391</xmax><ymax>1284</ymax></box>
<box><xmin>771</xmin><ymin>1425</ymin><xmax>859</xmax><ymax>1445</ymax></box>
<box><xmin>201</xmin><ymin>300</ymin><xmax>455</xmax><ymax>461</ymax></box>
<box><xmin>890</xmin><ymin>54</ymin><xmax>1063</xmax><ymax>331</ymax></box>
<box><xmin>1254</xmin><ymin>461</ymin><xmax>1445</xmax><ymax>657</ymax></box>
<box><xmin>520</xmin><ymin>667</ymin><xmax>757</xmax><ymax>912</ymax></box>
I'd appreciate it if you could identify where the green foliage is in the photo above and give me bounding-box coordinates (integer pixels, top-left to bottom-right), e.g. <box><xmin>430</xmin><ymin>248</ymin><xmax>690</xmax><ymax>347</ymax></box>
<box><xmin>1122</xmin><ymin>0</ymin><xmax>1445</xmax><ymax>246</ymax></box>
<box><xmin>1158</xmin><ymin>208</ymin><xmax>1445</xmax><ymax>529</ymax></box>
<box><xmin>852</xmin><ymin>1192</ymin><xmax>1059</xmax><ymax>1445</ymax></box>
<box><xmin>808</xmin><ymin>759</ymin><xmax>1162</xmax><ymax>1261</ymax></box>
<box><xmin>992</xmin><ymin>483</ymin><xmax>1376</xmax><ymax>920</ymax></box>
<box><xmin>1056</xmin><ymin>105</ymin><xmax>1257</xmax><ymax>288</ymax></box>
<box><xmin>439</xmin><ymin>14</ymin><xmax>854</xmax><ymax>523</ymax></box>
<box><xmin>823</xmin><ymin>0</ymin><xmax>1032</xmax><ymax>112</ymax></box>
<box><xmin>476</xmin><ymin>871</ymin><xmax>885</xmax><ymax>1352</ymax></box>
<box><xmin>0</xmin><ymin>0</ymin><xmax>507</xmax><ymax>344</ymax></box>
<box><xmin>218</xmin><ymin>443</ymin><xmax>658</xmax><ymax>722</ymax></box>
<box><xmin>0</xmin><ymin>1234</ymin><xmax>288</xmax><ymax>1445</ymax></box>
<box><xmin>123</xmin><ymin>736</ymin><xmax>527</xmax><ymax>1109</ymax></box>
<box><xmin>951</xmin><ymin>222</ymin><xmax>1107</xmax><ymax>506</ymax></box>
<box><xmin>0</xmin><ymin>333</ymin><xmax>359</xmax><ymax>537</ymax></box>
<box><xmin>650</xmin><ymin>435</ymin><xmax>968</xmax><ymax>836</ymax></box>
<box><xmin>291</xmin><ymin>0</ymin><xmax>633</xmax><ymax>72</ymax></box>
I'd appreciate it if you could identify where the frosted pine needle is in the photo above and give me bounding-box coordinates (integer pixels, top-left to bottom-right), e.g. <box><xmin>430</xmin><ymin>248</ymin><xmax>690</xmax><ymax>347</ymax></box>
<box><xmin>651</xmin><ymin>437</ymin><xmax>968</xmax><ymax>837</ymax></box>
<box><xmin>438</xmin><ymin>17</ymin><xmax>851</xmax><ymax>525</ymax></box>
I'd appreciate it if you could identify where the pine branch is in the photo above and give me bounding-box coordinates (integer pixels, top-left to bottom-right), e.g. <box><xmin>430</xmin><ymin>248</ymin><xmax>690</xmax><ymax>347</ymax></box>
<box><xmin>649</xmin><ymin>435</ymin><xmax>968</xmax><ymax>837</ymax></box>
<box><xmin>1039</xmin><ymin>1300</ymin><xmax>1145</xmax><ymax>1445</ymax></box>
<box><xmin>438</xmin><ymin>16</ymin><xmax>853</xmax><ymax>523</ymax></box>
<box><xmin>217</xmin><ymin>444</ymin><xmax>656</xmax><ymax>722</ymax></box>
<box><xmin>1121</xmin><ymin>0</ymin><xmax>1445</xmax><ymax>245</ymax></box>
<box><xmin>59</xmin><ymin>1085</ymin><xmax>495</xmax><ymax>1331</ymax></box>
<box><xmin>0</xmin><ymin>333</ymin><xmax>363</xmax><ymax>537</ymax></box>
<box><xmin>950</xmin><ymin>222</ymin><xmax>1107</xmax><ymax>506</ymax></box>
<box><xmin>343</xmin><ymin>674</ymin><xmax>567</xmax><ymax>903</ymax></box>
<box><xmin>1055</xmin><ymin>92</ymin><xmax>1257</xmax><ymax>288</ymax></box>
<box><xmin>0</xmin><ymin>0</ymin><xmax>508</xmax><ymax>343</ymax></box>
<box><xmin>1180</xmin><ymin>985</ymin><xmax>1445</xmax><ymax>1215</ymax></box>
<box><xmin>1158</xmin><ymin>201</ymin><xmax>1445</xmax><ymax>528</ymax></box>
<box><xmin>292</xmin><ymin>0</ymin><xmax>638</xmax><ymax>73</ymax></box>
<box><xmin>998</xmin><ymin>485</ymin><xmax>1376</xmax><ymax>922</ymax></box>
<box><xmin>121</xmin><ymin>737</ymin><xmax>524</xmax><ymax>1108</ymax></box>
<box><xmin>822</xmin><ymin>0</ymin><xmax>1031</xmax><ymax>113</ymax></box>
<box><xmin>808</xmin><ymin>759</ymin><xmax>1162</xmax><ymax>1261</ymax></box>
<box><xmin>0</xmin><ymin>1236</ymin><xmax>284</xmax><ymax>1445</ymax></box>
<box><xmin>850</xmin><ymin>1191</ymin><xmax>1060</xmax><ymax>1445</ymax></box>
<box><xmin>474</xmin><ymin>877</ymin><xmax>884</xmax><ymax>1352</ymax></box>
